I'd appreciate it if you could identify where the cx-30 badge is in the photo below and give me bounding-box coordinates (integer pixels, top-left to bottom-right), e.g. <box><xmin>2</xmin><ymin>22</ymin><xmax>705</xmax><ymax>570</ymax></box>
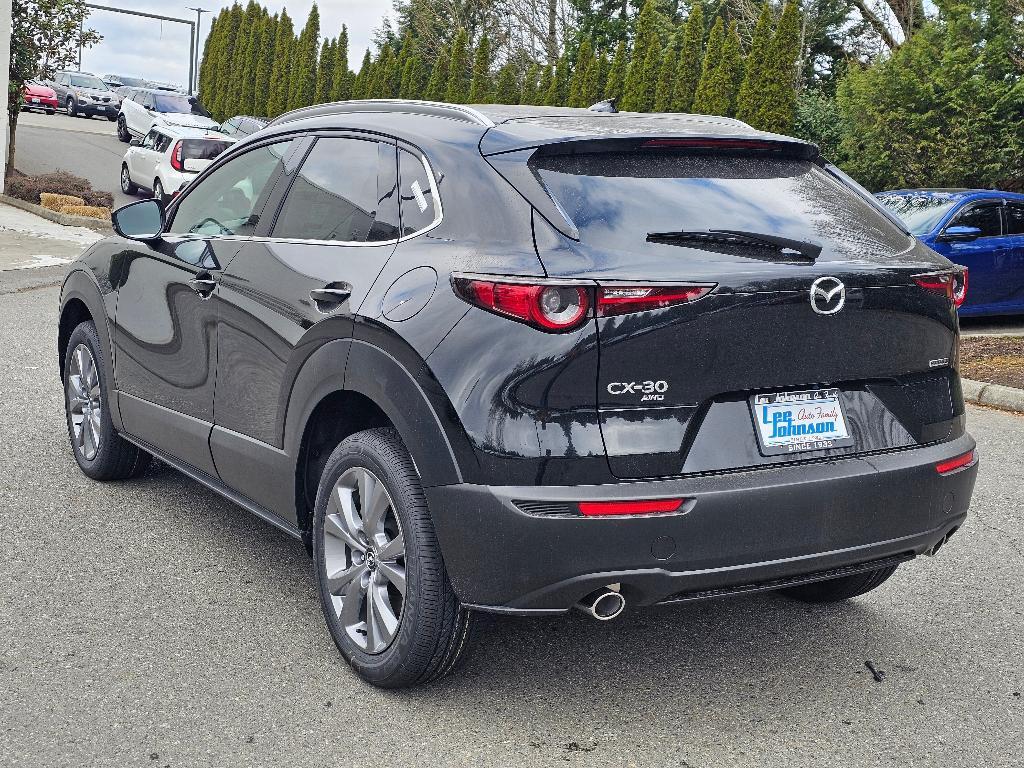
<box><xmin>810</xmin><ymin>276</ymin><xmax>846</xmax><ymax>315</ymax></box>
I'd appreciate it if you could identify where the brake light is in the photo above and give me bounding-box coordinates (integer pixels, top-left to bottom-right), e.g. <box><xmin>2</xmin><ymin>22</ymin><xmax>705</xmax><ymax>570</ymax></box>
<box><xmin>170</xmin><ymin>140</ymin><xmax>184</xmax><ymax>171</ymax></box>
<box><xmin>641</xmin><ymin>138</ymin><xmax>784</xmax><ymax>151</ymax></box>
<box><xmin>453</xmin><ymin>278</ymin><xmax>590</xmax><ymax>332</ymax></box>
<box><xmin>578</xmin><ymin>498</ymin><xmax>685</xmax><ymax>516</ymax></box>
<box><xmin>597</xmin><ymin>285</ymin><xmax>715</xmax><ymax>317</ymax></box>
<box><xmin>914</xmin><ymin>267</ymin><xmax>968</xmax><ymax>308</ymax></box>
<box><xmin>935</xmin><ymin>450</ymin><xmax>975</xmax><ymax>475</ymax></box>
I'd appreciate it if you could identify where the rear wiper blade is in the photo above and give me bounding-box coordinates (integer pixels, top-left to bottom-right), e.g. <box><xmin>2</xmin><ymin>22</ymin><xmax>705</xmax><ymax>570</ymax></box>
<box><xmin>646</xmin><ymin>229</ymin><xmax>822</xmax><ymax>260</ymax></box>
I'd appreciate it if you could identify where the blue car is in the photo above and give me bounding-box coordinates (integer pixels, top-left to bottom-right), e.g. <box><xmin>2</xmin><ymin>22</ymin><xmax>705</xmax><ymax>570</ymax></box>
<box><xmin>877</xmin><ymin>189</ymin><xmax>1024</xmax><ymax>317</ymax></box>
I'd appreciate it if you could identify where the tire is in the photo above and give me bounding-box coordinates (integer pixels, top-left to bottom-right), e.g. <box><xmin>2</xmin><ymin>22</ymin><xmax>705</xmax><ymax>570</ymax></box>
<box><xmin>116</xmin><ymin>115</ymin><xmax>130</xmax><ymax>143</ymax></box>
<box><xmin>46</xmin><ymin>108</ymin><xmax>55</xmax><ymax>115</ymax></box>
<box><xmin>153</xmin><ymin>178</ymin><xmax>165</xmax><ymax>204</ymax></box>
<box><xmin>63</xmin><ymin>321</ymin><xmax>151</xmax><ymax>481</ymax></box>
<box><xmin>66</xmin><ymin>97</ymin><xmax>78</xmax><ymax>117</ymax></box>
<box><xmin>120</xmin><ymin>164</ymin><xmax>138</xmax><ymax>195</ymax></box>
<box><xmin>779</xmin><ymin>565</ymin><xmax>899</xmax><ymax>603</ymax></box>
<box><xmin>313</xmin><ymin>428</ymin><xmax>479</xmax><ymax>688</ymax></box>
<box><xmin>106</xmin><ymin>113</ymin><xmax>117</xmax><ymax>122</ymax></box>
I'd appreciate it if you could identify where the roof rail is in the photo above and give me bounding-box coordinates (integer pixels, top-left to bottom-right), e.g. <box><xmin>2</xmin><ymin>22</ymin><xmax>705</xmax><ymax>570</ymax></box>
<box><xmin>266</xmin><ymin>99</ymin><xmax>495</xmax><ymax>129</ymax></box>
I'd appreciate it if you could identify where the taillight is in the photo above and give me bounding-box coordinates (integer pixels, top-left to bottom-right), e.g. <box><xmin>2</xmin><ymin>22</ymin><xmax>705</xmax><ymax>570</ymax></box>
<box><xmin>170</xmin><ymin>140</ymin><xmax>184</xmax><ymax>171</ymax></box>
<box><xmin>935</xmin><ymin>450</ymin><xmax>975</xmax><ymax>475</ymax></box>
<box><xmin>597</xmin><ymin>284</ymin><xmax>714</xmax><ymax>317</ymax></box>
<box><xmin>914</xmin><ymin>267</ymin><xmax>968</xmax><ymax>308</ymax></box>
<box><xmin>578</xmin><ymin>498</ymin><xmax>685</xmax><ymax>516</ymax></box>
<box><xmin>453</xmin><ymin>278</ymin><xmax>590</xmax><ymax>332</ymax></box>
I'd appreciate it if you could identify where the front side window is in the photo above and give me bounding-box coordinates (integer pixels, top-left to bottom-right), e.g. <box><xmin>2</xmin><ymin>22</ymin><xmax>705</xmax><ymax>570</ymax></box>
<box><xmin>1004</xmin><ymin>203</ymin><xmax>1024</xmax><ymax>236</ymax></box>
<box><xmin>142</xmin><ymin>130</ymin><xmax>160</xmax><ymax>150</ymax></box>
<box><xmin>168</xmin><ymin>140</ymin><xmax>294</xmax><ymax>237</ymax></box>
<box><xmin>399</xmin><ymin>149</ymin><xmax>439</xmax><ymax>236</ymax></box>
<box><xmin>950</xmin><ymin>204</ymin><xmax>1002</xmax><ymax>238</ymax></box>
<box><xmin>272</xmin><ymin>137</ymin><xmax>399</xmax><ymax>243</ymax></box>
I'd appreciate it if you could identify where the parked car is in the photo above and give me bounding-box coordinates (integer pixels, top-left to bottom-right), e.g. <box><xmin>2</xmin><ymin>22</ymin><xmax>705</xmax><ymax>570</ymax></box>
<box><xmin>103</xmin><ymin>74</ymin><xmax>149</xmax><ymax>90</ymax></box>
<box><xmin>22</xmin><ymin>80</ymin><xmax>58</xmax><ymax>114</ymax></box>
<box><xmin>220</xmin><ymin>115</ymin><xmax>268</xmax><ymax>138</ymax></box>
<box><xmin>117</xmin><ymin>87</ymin><xmax>218</xmax><ymax>143</ymax></box>
<box><xmin>50</xmin><ymin>71</ymin><xmax>120</xmax><ymax>120</ymax></box>
<box><xmin>877</xmin><ymin>189</ymin><xmax>1024</xmax><ymax>316</ymax></box>
<box><xmin>59</xmin><ymin>102</ymin><xmax>978</xmax><ymax>688</ymax></box>
<box><xmin>120</xmin><ymin>124</ymin><xmax>235</xmax><ymax>204</ymax></box>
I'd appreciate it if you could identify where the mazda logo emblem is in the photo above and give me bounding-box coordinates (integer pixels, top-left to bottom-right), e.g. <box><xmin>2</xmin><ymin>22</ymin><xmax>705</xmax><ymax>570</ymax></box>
<box><xmin>810</xmin><ymin>276</ymin><xmax>846</xmax><ymax>315</ymax></box>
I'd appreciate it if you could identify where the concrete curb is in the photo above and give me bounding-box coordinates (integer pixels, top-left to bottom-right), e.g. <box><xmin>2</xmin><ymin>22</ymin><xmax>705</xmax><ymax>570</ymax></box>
<box><xmin>962</xmin><ymin>378</ymin><xmax>1024</xmax><ymax>415</ymax></box>
<box><xmin>0</xmin><ymin>194</ymin><xmax>113</xmax><ymax>234</ymax></box>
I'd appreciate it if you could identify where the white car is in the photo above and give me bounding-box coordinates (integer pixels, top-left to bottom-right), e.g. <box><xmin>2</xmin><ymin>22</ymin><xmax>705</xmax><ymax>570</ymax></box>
<box><xmin>120</xmin><ymin>125</ymin><xmax>235</xmax><ymax>203</ymax></box>
<box><xmin>116</xmin><ymin>87</ymin><xmax>220</xmax><ymax>143</ymax></box>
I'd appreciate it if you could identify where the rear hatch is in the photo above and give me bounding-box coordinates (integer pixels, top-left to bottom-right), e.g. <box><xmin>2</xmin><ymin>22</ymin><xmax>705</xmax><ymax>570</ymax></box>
<box><xmin>495</xmin><ymin>137</ymin><xmax>963</xmax><ymax>478</ymax></box>
<box><xmin>179</xmin><ymin>137</ymin><xmax>234</xmax><ymax>173</ymax></box>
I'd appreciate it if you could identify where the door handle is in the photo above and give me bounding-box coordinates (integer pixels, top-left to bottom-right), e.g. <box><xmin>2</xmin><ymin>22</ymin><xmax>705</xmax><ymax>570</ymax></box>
<box><xmin>309</xmin><ymin>285</ymin><xmax>352</xmax><ymax>312</ymax></box>
<box><xmin>188</xmin><ymin>275</ymin><xmax>218</xmax><ymax>299</ymax></box>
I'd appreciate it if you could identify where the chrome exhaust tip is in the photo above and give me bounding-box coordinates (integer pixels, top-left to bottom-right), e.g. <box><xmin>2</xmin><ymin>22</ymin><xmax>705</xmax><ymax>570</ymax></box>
<box><xmin>574</xmin><ymin>587</ymin><xmax>626</xmax><ymax>621</ymax></box>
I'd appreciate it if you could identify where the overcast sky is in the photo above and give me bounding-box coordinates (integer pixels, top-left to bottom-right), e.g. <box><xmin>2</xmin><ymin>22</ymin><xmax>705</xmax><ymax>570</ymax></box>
<box><xmin>79</xmin><ymin>1</ymin><xmax>393</xmax><ymax>89</ymax></box>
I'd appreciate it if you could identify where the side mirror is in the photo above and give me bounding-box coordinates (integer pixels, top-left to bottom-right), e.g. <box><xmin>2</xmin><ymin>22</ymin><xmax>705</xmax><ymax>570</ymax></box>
<box><xmin>938</xmin><ymin>225</ymin><xmax>983</xmax><ymax>243</ymax></box>
<box><xmin>129</xmin><ymin>137</ymin><xmax>142</xmax><ymax>147</ymax></box>
<box><xmin>112</xmin><ymin>199</ymin><xmax>165</xmax><ymax>241</ymax></box>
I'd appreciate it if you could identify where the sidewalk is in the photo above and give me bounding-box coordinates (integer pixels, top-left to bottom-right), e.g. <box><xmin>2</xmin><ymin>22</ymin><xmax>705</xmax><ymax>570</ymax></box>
<box><xmin>0</xmin><ymin>201</ymin><xmax>102</xmax><ymax>294</ymax></box>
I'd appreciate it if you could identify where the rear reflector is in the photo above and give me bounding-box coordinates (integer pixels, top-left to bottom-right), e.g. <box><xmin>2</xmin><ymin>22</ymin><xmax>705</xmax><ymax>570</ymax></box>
<box><xmin>597</xmin><ymin>285</ymin><xmax>714</xmax><ymax>316</ymax></box>
<box><xmin>578</xmin><ymin>498</ymin><xmax>684</xmax><ymax>516</ymax></box>
<box><xmin>935</xmin><ymin>450</ymin><xmax>976</xmax><ymax>475</ymax></box>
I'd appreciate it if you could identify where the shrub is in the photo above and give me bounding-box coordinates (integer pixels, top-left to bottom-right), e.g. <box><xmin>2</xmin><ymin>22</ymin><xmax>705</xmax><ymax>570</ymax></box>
<box><xmin>4</xmin><ymin>170</ymin><xmax>113</xmax><ymax>209</ymax></box>
<box><xmin>60</xmin><ymin>205</ymin><xmax>111</xmax><ymax>221</ymax></box>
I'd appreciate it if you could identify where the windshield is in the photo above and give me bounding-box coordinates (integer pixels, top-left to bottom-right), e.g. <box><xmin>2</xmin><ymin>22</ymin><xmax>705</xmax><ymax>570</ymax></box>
<box><xmin>71</xmin><ymin>74</ymin><xmax>107</xmax><ymax>90</ymax></box>
<box><xmin>153</xmin><ymin>93</ymin><xmax>210</xmax><ymax>116</ymax></box>
<box><xmin>876</xmin><ymin>193</ymin><xmax>960</xmax><ymax>236</ymax></box>
<box><xmin>114</xmin><ymin>76</ymin><xmax>148</xmax><ymax>87</ymax></box>
<box><xmin>533</xmin><ymin>151</ymin><xmax>911</xmax><ymax>260</ymax></box>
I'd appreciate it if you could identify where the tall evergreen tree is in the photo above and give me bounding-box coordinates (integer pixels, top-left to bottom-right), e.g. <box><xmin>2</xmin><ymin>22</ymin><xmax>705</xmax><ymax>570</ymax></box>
<box><xmin>521</xmin><ymin>62</ymin><xmax>541</xmax><ymax>105</ymax></box>
<box><xmin>266</xmin><ymin>10</ymin><xmax>294</xmax><ymax>118</ymax></box>
<box><xmin>567</xmin><ymin>38</ymin><xmax>594</xmax><ymax>108</ymax></box>
<box><xmin>225</xmin><ymin>1</ymin><xmax>261</xmax><ymax>118</ymax></box>
<box><xmin>544</xmin><ymin>54</ymin><xmax>570</xmax><ymax>105</ymax></box>
<box><xmin>735</xmin><ymin>2</ymin><xmax>773</xmax><ymax>125</ymax></box>
<box><xmin>368</xmin><ymin>46</ymin><xmax>396</xmax><ymax>98</ymax></box>
<box><xmin>468</xmin><ymin>34</ymin><xmax>492</xmax><ymax>103</ymax></box>
<box><xmin>211</xmin><ymin>4</ymin><xmax>244</xmax><ymax>120</ymax></box>
<box><xmin>197</xmin><ymin>12</ymin><xmax>221</xmax><ymax>108</ymax></box>
<box><xmin>252</xmin><ymin>13</ymin><xmax>277</xmax><ymax>116</ymax></box>
<box><xmin>692</xmin><ymin>16</ymin><xmax>724</xmax><ymax>114</ymax></box>
<box><xmin>399</xmin><ymin>52</ymin><xmax>426</xmax><ymax>98</ymax></box>
<box><xmin>622</xmin><ymin>0</ymin><xmax>663</xmax><ymax>111</ymax></box>
<box><xmin>654</xmin><ymin>30</ymin><xmax>680</xmax><ymax>112</ymax></box>
<box><xmin>699</xmin><ymin>21</ymin><xmax>743</xmax><ymax>116</ymax></box>
<box><xmin>755</xmin><ymin>3</ymin><xmax>802</xmax><ymax>132</ymax></box>
<box><xmin>352</xmin><ymin>49</ymin><xmax>373</xmax><ymax>100</ymax></box>
<box><xmin>536</xmin><ymin>64</ymin><xmax>554</xmax><ymax>105</ymax></box>
<box><xmin>583</xmin><ymin>51</ymin><xmax>607</xmax><ymax>105</ymax></box>
<box><xmin>424</xmin><ymin>45</ymin><xmax>450</xmax><ymax>101</ymax></box>
<box><xmin>672</xmin><ymin>2</ymin><xmax>705</xmax><ymax>112</ymax></box>
<box><xmin>290</xmin><ymin>3</ymin><xmax>320</xmax><ymax>110</ymax></box>
<box><xmin>330</xmin><ymin>25</ymin><xmax>352</xmax><ymax>101</ymax></box>
<box><xmin>604</xmin><ymin>41</ymin><xmax>627</xmax><ymax>103</ymax></box>
<box><xmin>239</xmin><ymin>10</ymin><xmax>265</xmax><ymax>116</ymax></box>
<box><xmin>493</xmin><ymin>62</ymin><xmax>521</xmax><ymax>104</ymax></box>
<box><xmin>445</xmin><ymin>28</ymin><xmax>471</xmax><ymax>102</ymax></box>
<box><xmin>315</xmin><ymin>39</ymin><xmax>335</xmax><ymax>104</ymax></box>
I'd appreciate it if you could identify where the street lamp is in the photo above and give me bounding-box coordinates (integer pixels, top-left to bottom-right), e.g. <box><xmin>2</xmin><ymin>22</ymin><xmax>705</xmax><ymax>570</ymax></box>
<box><xmin>186</xmin><ymin>7</ymin><xmax>208</xmax><ymax>95</ymax></box>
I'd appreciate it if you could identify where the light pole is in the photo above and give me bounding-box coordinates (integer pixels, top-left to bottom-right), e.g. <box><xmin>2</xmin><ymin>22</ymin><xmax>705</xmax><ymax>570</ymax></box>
<box><xmin>186</xmin><ymin>7</ymin><xmax>208</xmax><ymax>96</ymax></box>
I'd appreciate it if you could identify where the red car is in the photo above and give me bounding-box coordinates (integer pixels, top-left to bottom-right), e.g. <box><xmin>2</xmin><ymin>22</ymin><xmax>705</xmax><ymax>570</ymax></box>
<box><xmin>22</xmin><ymin>80</ymin><xmax>58</xmax><ymax>114</ymax></box>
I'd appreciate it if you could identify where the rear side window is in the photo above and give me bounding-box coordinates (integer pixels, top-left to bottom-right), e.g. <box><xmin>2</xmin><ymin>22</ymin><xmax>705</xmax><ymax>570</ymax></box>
<box><xmin>1004</xmin><ymin>203</ymin><xmax>1024</xmax><ymax>235</ymax></box>
<box><xmin>272</xmin><ymin>137</ymin><xmax>400</xmax><ymax>243</ymax></box>
<box><xmin>182</xmin><ymin>139</ymin><xmax>232</xmax><ymax>161</ymax></box>
<box><xmin>950</xmin><ymin>204</ymin><xmax>1002</xmax><ymax>237</ymax></box>
<box><xmin>399</xmin><ymin>149</ymin><xmax>438</xmax><ymax>236</ymax></box>
<box><xmin>154</xmin><ymin>133</ymin><xmax>173</xmax><ymax>153</ymax></box>
<box><xmin>532</xmin><ymin>151</ymin><xmax>911</xmax><ymax>260</ymax></box>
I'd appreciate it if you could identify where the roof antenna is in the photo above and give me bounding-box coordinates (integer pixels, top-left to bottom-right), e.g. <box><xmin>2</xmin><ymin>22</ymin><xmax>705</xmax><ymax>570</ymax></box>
<box><xmin>588</xmin><ymin>98</ymin><xmax>618</xmax><ymax>114</ymax></box>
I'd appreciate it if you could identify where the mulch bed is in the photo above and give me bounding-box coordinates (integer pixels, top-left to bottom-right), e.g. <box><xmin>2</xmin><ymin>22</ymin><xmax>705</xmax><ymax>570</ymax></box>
<box><xmin>959</xmin><ymin>336</ymin><xmax>1024</xmax><ymax>390</ymax></box>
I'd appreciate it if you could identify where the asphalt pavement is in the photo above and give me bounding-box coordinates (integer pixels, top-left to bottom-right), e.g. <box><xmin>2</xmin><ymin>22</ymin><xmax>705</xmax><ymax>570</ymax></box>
<box><xmin>12</xmin><ymin>111</ymin><xmax>136</xmax><ymax>209</ymax></box>
<box><xmin>1</xmin><ymin>273</ymin><xmax>1022</xmax><ymax>766</ymax></box>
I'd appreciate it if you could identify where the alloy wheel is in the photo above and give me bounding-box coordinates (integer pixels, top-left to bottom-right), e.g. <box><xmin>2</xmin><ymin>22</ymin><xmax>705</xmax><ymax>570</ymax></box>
<box><xmin>121</xmin><ymin>166</ymin><xmax>132</xmax><ymax>193</ymax></box>
<box><xmin>66</xmin><ymin>98</ymin><xmax>75</xmax><ymax>116</ymax></box>
<box><xmin>67</xmin><ymin>343</ymin><xmax>102</xmax><ymax>461</ymax></box>
<box><xmin>322</xmin><ymin>466</ymin><xmax>406</xmax><ymax>654</ymax></box>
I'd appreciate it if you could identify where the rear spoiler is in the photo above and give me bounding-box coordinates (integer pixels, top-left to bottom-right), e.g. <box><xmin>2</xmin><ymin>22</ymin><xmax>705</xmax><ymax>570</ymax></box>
<box><xmin>482</xmin><ymin>135</ymin><xmax>820</xmax><ymax>242</ymax></box>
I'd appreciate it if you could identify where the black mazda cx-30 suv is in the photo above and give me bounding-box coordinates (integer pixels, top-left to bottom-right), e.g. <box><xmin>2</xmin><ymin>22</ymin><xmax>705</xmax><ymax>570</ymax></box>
<box><xmin>58</xmin><ymin>101</ymin><xmax>978</xmax><ymax>687</ymax></box>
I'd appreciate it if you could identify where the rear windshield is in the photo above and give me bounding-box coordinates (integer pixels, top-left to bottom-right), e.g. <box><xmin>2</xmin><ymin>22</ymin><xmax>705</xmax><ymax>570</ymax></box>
<box><xmin>154</xmin><ymin>93</ymin><xmax>211</xmax><ymax>116</ymax></box>
<box><xmin>182</xmin><ymin>139</ymin><xmax>232</xmax><ymax>161</ymax></box>
<box><xmin>876</xmin><ymin>193</ymin><xmax>959</xmax><ymax>236</ymax></box>
<box><xmin>533</xmin><ymin>152</ymin><xmax>911</xmax><ymax>259</ymax></box>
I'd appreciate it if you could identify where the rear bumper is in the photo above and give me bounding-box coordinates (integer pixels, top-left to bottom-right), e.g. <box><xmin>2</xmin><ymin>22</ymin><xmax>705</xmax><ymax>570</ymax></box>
<box><xmin>425</xmin><ymin>435</ymin><xmax>978</xmax><ymax>613</ymax></box>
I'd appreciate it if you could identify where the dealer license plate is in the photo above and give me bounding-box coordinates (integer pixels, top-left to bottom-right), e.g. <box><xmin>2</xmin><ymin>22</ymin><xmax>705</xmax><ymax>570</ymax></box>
<box><xmin>751</xmin><ymin>388</ymin><xmax>853</xmax><ymax>455</ymax></box>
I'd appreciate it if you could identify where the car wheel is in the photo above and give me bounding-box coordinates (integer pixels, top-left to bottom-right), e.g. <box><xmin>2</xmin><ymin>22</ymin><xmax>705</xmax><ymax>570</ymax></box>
<box><xmin>120</xmin><ymin>164</ymin><xmax>138</xmax><ymax>195</ymax></box>
<box><xmin>153</xmin><ymin>178</ymin><xmax>165</xmax><ymax>204</ymax></box>
<box><xmin>46</xmin><ymin>108</ymin><xmax>55</xmax><ymax>115</ymax></box>
<box><xmin>106</xmin><ymin>113</ymin><xmax>117</xmax><ymax>122</ymax></box>
<box><xmin>779</xmin><ymin>565</ymin><xmax>899</xmax><ymax>603</ymax></box>
<box><xmin>116</xmin><ymin>115</ymin><xmax>130</xmax><ymax>143</ymax></box>
<box><xmin>313</xmin><ymin>427</ymin><xmax>479</xmax><ymax>688</ymax></box>
<box><xmin>64</xmin><ymin>321</ymin><xmax>151</xmax><ymax>481</ymax></box>
<box><xmin>66</xmin><ymin>97</ymin><xmax>78</xmax><ymax>117</ymax></box>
